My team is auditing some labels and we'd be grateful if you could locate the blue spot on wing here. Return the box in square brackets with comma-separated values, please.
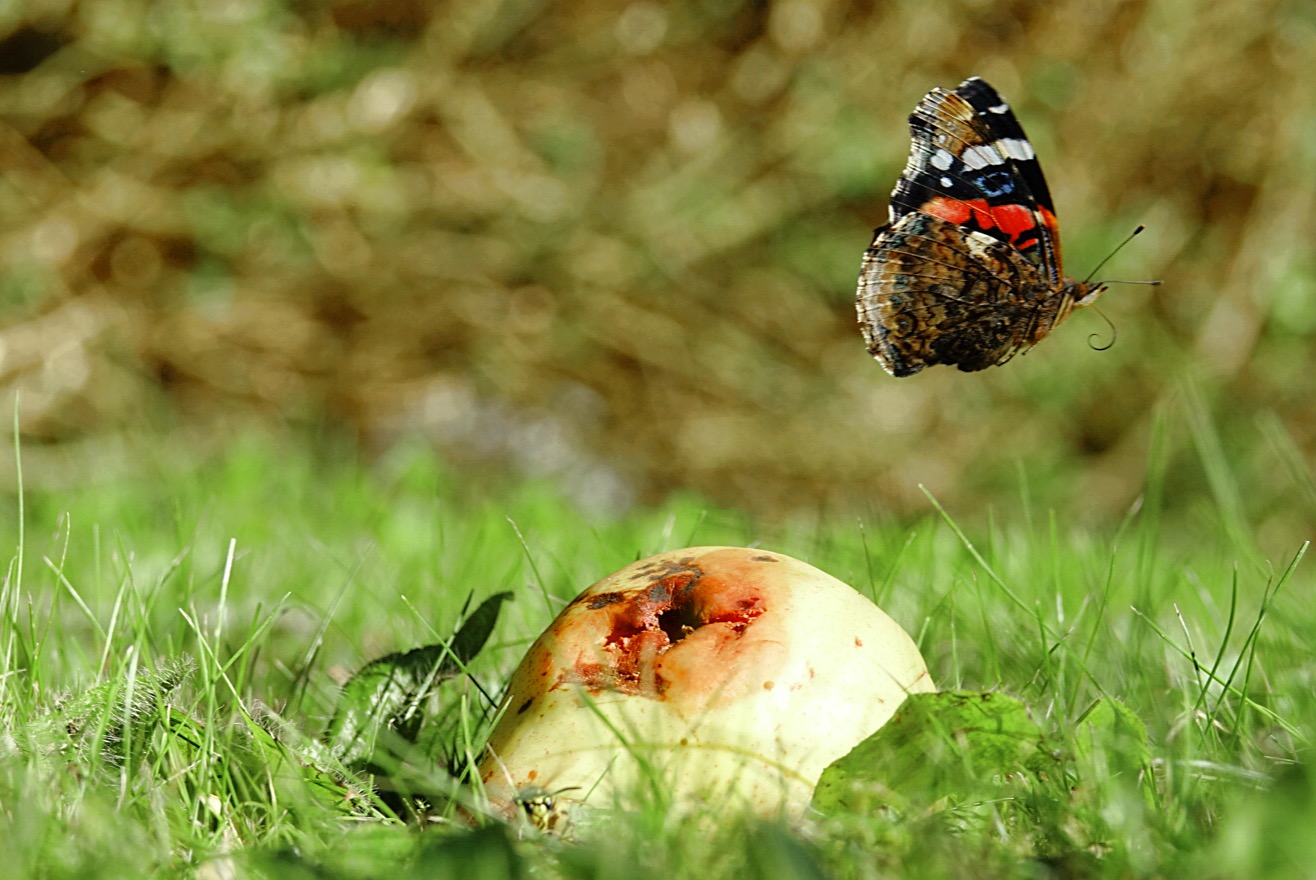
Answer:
[971, 169, 1016, 198]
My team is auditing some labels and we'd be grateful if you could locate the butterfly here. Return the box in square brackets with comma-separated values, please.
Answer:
[856, 77, 1106, 376]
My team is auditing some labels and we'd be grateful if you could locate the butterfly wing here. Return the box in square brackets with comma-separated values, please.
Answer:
[858, 212, 1060, 376]
[886, 77, 1064, 284]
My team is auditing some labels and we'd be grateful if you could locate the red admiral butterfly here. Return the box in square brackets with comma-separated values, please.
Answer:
[856, 77, 1105, 376]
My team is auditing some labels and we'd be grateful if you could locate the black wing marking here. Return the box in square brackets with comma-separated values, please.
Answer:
[953, 77, 1056, 216]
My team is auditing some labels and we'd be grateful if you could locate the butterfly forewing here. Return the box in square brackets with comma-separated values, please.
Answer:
[887, 78, 1063, 279]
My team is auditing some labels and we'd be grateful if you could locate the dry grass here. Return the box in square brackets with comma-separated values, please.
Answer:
[1, 0, 1313, 532]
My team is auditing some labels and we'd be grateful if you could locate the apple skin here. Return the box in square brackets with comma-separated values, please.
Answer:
[477, 547, 933, 823]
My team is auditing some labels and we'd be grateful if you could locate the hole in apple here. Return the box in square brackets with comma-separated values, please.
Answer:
[657, 594, 701, 645]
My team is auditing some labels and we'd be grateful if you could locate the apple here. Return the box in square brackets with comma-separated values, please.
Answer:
[477, 546, 933, 825]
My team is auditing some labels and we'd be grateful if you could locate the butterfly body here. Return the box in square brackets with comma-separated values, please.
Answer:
[856, 77, 1104, 376]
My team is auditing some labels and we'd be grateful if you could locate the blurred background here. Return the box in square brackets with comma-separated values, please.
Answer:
[1, 0, 1313, 546]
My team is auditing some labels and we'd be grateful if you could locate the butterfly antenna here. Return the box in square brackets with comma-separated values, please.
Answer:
[1087, 305, 1117, 351]
[1083, 225, 1163, 287]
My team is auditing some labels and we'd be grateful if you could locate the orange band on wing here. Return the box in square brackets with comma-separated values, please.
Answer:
[923, 196, 992, 229]
[922, 197, 1059, 256]
[988, 203, 1034, 238]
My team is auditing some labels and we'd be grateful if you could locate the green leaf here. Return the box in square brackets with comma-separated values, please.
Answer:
[811, 690, 1046, 816]
[1070, 696, 1155, 805]
[813, 691, 1157, 822]
[18, 659, 196, 772]
[325, 591, 513, 770]
[238, 709, 372, 818]
[1072, 696, 1151, 766]
[449, 590, 516, 669]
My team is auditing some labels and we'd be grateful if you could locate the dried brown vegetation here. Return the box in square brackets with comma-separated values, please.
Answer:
[1, 0, 1312, 530]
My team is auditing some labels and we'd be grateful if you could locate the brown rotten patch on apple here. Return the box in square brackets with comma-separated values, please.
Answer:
[525, 554, 783, 710]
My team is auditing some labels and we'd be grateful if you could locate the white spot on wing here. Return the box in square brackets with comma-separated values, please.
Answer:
[930, 148, 955, 170]
[999, 137, 1035, 160]
[940, 176, 953, 188]
[963, 229, 999, 260]
[961, 144, 1002, 170]
[989, 102, 1010, 114]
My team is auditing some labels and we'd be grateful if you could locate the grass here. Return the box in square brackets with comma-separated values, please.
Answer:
[1, 423, 1313, 879]
[4, 4, 1314, 875]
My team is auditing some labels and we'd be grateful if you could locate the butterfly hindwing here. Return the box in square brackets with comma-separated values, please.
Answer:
[858, 212, 1057, 376]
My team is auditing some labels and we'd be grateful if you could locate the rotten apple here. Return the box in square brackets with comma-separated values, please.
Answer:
[478, 546, 933, 824]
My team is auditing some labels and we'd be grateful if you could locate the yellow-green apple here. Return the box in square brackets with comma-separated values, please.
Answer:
[478, 546, 933, 824]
